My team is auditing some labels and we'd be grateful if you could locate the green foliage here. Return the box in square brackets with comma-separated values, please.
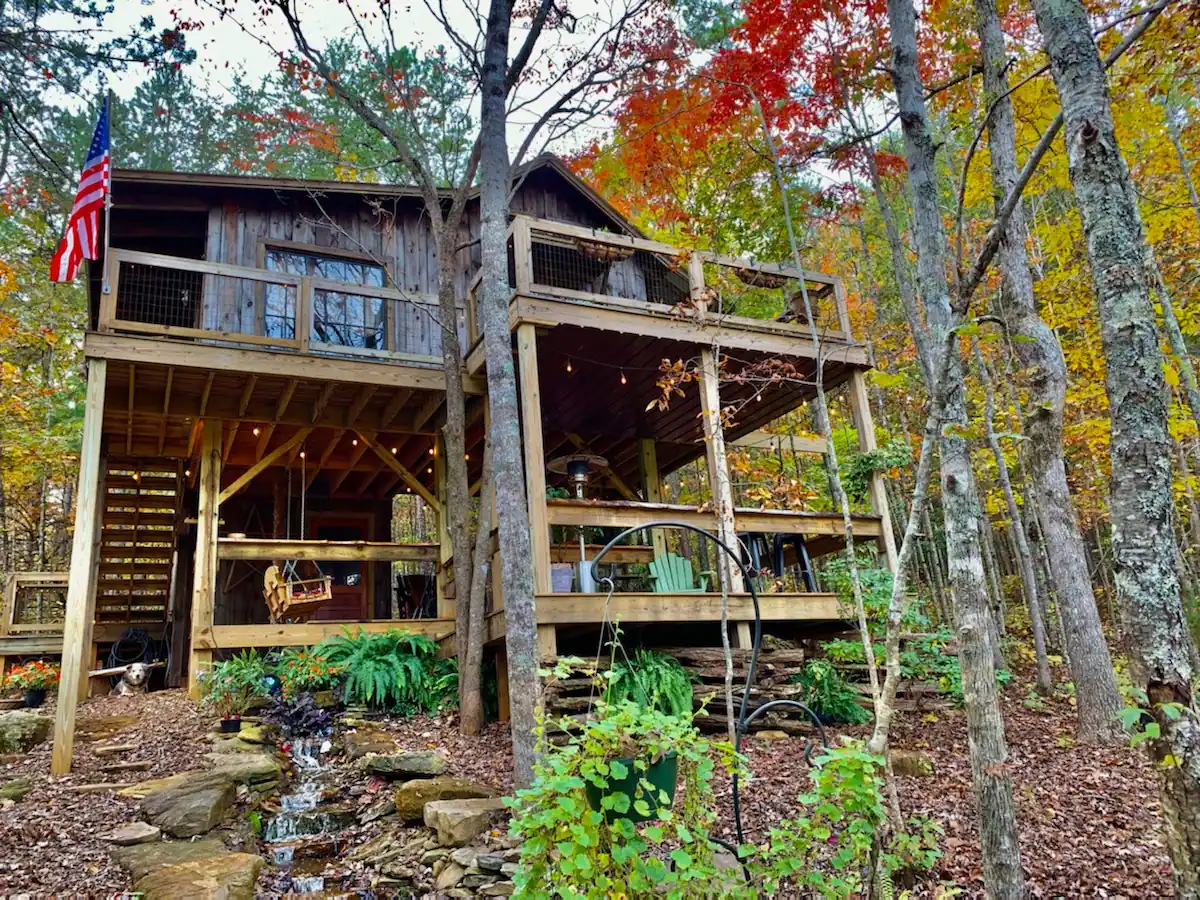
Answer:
[790, 661, 871, 725]
[313, 628, 453, 714]
[202, 651, 271, 719]
[507, 700, 748, 898]
[842, 440, 912, 505]
[747, 742, 941, 896]
[604, 649, 694, 718]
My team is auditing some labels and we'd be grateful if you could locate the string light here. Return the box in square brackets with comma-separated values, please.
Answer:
[184, 469, 191, 478]
[464, 453, 470, 461]
[756, 393, 763, 402]
[620, 369, 627, 385]
[252, 426, 260, 436]
[566, 358, 573, 373]
[352, 438, 358, 446]
[427, 466, 433, 474]
[391, 446, 398, 454]
[299, 450, 306, 459]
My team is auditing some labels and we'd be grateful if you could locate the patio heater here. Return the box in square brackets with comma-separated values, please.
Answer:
[547, 452, 608, 592]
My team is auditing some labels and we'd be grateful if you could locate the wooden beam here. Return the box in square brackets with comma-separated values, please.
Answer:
[255, 423, 276, 461]
[195, 619, 455, 649]
[51, 359, 106, 775]
[157, 367, 173, 455]
[237, 374, 258, 418]
[221, 421, 239, 463]
[732, 430, 827, 455]
[411, 393, 443, 432]
[307, 429, 344, 489]
[517, 323, 552, 593]
[311, 383, 336, 424]
[565, 433, 638, 501]
[86, 332, 487, 396]
[218, 427, 313, 506]
[544, 498, 883, 537]
[199, 371, 214, 417]
[217, 539, 438, 562]
[346, 385, 376, 428]
[188, 419, 221, 699]
[534, 592, 844, 624]
[125, 364, 135, 455]
[379, 389, 413, 430]
[355, 430, 440, 510]
[327, 433, 369, 493]
[275, 379, 298, 420]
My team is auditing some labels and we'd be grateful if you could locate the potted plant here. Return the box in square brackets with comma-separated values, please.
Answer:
[507, 660, 745, 896]
[6, 661, 60, 708]
[202, 651, 271, 732]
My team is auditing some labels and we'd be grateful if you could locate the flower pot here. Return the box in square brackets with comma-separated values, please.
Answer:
[585, 751, 678, 823]
[550, 564, 574, 593]
[23, 689, 47, 709]
[219, 717, 243, 734]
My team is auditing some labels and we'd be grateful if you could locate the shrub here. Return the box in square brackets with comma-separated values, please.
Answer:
[203, 650, 272, 719]
[791, 660, 871, 725]
[263, 692, 333, 737]
[604, 649, 694, 718]
[749, 741, 941, 895]
[314, 628, 453, 714]
[507, 700, 748, 898]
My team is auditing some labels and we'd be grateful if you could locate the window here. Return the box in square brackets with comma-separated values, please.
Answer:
[264, 246, 388, 349]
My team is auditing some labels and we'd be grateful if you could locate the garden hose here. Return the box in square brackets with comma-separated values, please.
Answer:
[589, 521, 831, 854]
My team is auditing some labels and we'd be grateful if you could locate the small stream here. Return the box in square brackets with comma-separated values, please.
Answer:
[265, 736, 354, 894]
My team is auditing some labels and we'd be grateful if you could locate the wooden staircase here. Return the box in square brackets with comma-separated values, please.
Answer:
[97, 460, 184, 626]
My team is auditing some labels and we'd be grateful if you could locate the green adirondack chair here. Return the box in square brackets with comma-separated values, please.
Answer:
[649, 552, 712, 593]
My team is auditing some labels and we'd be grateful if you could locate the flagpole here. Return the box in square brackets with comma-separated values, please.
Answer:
[101, 90, 113, 295]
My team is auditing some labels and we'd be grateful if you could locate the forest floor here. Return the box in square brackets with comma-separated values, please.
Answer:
[0, 667, 1172, 897]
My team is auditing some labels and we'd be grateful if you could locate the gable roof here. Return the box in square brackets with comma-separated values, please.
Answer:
[111, 154, 641, 237]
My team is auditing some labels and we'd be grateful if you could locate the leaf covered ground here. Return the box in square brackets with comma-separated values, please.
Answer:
[0, 671, 1171, 896]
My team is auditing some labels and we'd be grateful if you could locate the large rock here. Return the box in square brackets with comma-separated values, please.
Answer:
[435, 860, 467, 890]
[343, 729, 397, 760]
[141, 772, 236, 838]
[119, 770, 207, 800]
[134, 852, 263, 900]
[889, 748, 934, 778]
[204, 752, 282, 785]
[112, 837, 229, 881]
[395, 776, 496, 821]
[102, 821, 161, 846]
[424, 798, 508, 847]
[0, 711, 51, 753]
[0, 777, 32, 801]
[361, 750, 448, 779]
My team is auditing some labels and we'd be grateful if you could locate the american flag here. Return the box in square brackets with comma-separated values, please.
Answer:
[50, 98, 111, 283]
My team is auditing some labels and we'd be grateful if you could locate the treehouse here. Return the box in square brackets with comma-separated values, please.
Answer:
[42, 155, 896, 772]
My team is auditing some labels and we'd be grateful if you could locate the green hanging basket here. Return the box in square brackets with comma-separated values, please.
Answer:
[585, 751, 679, 823]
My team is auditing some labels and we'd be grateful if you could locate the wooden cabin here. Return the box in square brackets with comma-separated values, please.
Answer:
[43, 156, 896, 772]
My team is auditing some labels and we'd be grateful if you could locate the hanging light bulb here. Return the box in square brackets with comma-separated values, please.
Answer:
[252, 426, 260, 436]
[464, 453, 470, 461]
[566, 358, 573, 373]
[184, 469, 191, 478]
[352, 438, 358, 446]
[427, 466, 433, 474]
[299, 450, 306, 459]
[756, 393, 763, 402]
[620, 369, 627, 385]
[391, 446, 398, 454]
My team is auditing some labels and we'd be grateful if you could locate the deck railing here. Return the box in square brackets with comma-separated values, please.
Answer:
[99, 249, 461, 365]
[472, 215, 853, 345]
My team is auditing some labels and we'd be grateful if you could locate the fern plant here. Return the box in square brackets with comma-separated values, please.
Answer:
[314, 628, 449, 714]
[790, 660, 871, 725]
[604, 648, 694, 718]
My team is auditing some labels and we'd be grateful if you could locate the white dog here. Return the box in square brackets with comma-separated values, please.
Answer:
[111, 662, 153, 696]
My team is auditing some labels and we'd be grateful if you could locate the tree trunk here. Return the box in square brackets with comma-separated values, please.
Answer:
[1032, 0, 1200, 888]
[886, 0, 1025, 893]
[461, 447, 494, 734]
[479, 0, 540, 787]
[974, 0, 1123, 740]
[975, 342, 1052, 688]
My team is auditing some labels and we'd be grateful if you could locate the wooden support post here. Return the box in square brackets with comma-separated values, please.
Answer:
[512, 216, 534, 293]
[849, 369, 899, 572]
[51, 359, 107, 776]
[537, 624, 557, 663]
[77, 460, 107, 701]
[637, 438, 669, 560]
[188, 420, 222, 699]
[517, 323, 552, 594]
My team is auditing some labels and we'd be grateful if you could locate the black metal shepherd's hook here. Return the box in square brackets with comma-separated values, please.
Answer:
[589, 521, 831, 852]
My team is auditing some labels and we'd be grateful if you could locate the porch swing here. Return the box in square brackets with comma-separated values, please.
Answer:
[263, 450, 333, 623]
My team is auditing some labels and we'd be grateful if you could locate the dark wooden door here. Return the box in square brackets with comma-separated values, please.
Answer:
[309, 518, 369, 621]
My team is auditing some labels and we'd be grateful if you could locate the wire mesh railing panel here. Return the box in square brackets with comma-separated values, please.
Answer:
[528, 230, 689, 307]
[116, 261, 204, 329]
[701, 261, 842, 334]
